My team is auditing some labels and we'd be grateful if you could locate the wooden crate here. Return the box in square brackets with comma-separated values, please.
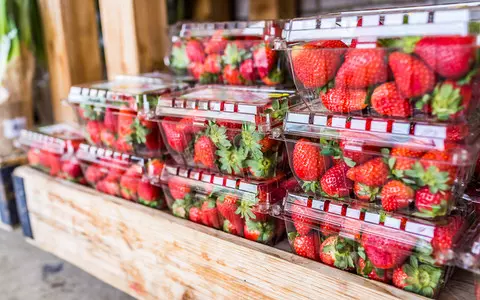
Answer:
[13, 166, 473, 300]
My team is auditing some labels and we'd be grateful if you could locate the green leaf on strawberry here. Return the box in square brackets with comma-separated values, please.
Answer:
[430, 82, 463, 121]
[206, 121, 231, 149]
[247, 156, 274, 179]
[80, 104, 104, 121]
[124, 118, 150, 146]
[241, 123, 263, 159]
[222, 43, 246, 68]
[401, 256, 442, 298]
[302, 181, 320, 194]
[404, 162, 450, 193]
[216, 146, 247, 175]
[170, 44, 190, 71]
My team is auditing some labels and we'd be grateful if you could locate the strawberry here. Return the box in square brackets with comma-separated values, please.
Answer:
[414, 187, 451, 218]
[216, 146, 247, 175]
[259, 137, 277, 153]
[100, 128, 116, 148]
[247, 156, 275, 180]
[120, 174, 139, 201]
[292, 139, 329, 192]
[319, 213, 343, 237]
[244, 219, 274, 243]
[223, 219, 238, 235]
[86, 121, 103, 145]
[115, 137, 133, 153]
[354, 182, 379, 202]
[413, 36, 475, 80]
[289, 232, 316, 260]
[200, 198, 221, 229]
[61, 160, 83, 182]
[391, 256, 443, 298]
[189, 61, 205, 80]
[193, 135, 217, 169]
[223, 65, 243, 85]
[104, 108, 118, 132]
[97, 180, 120, 196]
[336, 48, 388, 88]
[388, 51, 435, 98]
[27, 148, 41, 166]
[239, 59, 255, 83]
[321, 87, 367, 113]
[371, 82, 412, 117]
[161, 117, 191, 152]
[431, 216, 464, 261]
[204, 30, 227, 54]
[216, 194, 244, 236]
[346, 157, 389, 187]
[117, 109, 135, 137]
[171, 196, 192, 219]
[419, 150, 456, 184]
[137, 181, 162, 208]
[320, 162, 353, 197]
[146, 159, 164, 178]
[188, 205, 202, 224]
[357, 257, 392, 283]
[261, 69, 283, 86]
[380, 180, 414, 211]
[292, 40, 347, 88]
[291, 200, 313, 235]
[426, 80, 472, 121]
[85, 164, 105, 184]
[319, 235, 356, 270]
[47, 153, 62, 176]
[391, 147, 424, 171]
[186, 39, 205, 63]
[203, 53, 222, 74]
[216, 120, 241, 142]
[167, 177, 191, 200]
[360, 226, 415, 269]
[253, 43, 276, 78]
[446, 123, 468, 141]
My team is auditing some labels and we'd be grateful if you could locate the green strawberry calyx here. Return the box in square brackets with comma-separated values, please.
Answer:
[413, 199, 448, 218]
[356, 182, 379, 202]
[322, 237, 357, 270]
[235, 195, 257, 221]
[139, 198, 159, 208]
[241, 123, 263, 159]
[170, 44, 190, 71]
[404, 162, 450, 194]
[245, 218, 274, 242]
[125, 118, 150, 146]
[80, 103, 104, 121]
[222, 43, 246, 68]
[430, 82, 463, 121]
[246, 156, 274, 179]
[265, 98, 289, 121]
[402, 256, 442, 298]
[397, 36, 422, 54]
[206, 121, 231, 149]
[216, 146, 247, 175]
[302, 180, 320, 194]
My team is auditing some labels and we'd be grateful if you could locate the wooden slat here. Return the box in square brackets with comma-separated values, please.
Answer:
[38, 0, 103, 123]
[98, 0, 168, 79]
[249, 0, 296, 20]
[192, 0, 232, 21]
[14, 166, 469, 300]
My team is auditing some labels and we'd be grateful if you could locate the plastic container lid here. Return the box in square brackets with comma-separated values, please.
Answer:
[152, 85, 298, 132]
[284, 191, 472, 266]
[76, 143, 145, 172]
[16, 124, 84, 155]
[278, 3, 480, 45]
[171, 20, 282, 39]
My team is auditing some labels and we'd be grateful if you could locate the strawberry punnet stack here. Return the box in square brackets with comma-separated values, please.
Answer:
[277, 4, 480, 298]
[66, 75, 188, 209]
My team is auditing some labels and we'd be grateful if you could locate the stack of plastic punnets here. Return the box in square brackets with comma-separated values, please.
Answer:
[273, 3, 480, 298]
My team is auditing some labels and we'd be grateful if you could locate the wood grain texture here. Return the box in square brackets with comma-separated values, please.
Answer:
[38, 0, 103, 123]
[99, 0, 168, 79]
[249, 0, 296, 20]
[192, 0, 232, 21]
[15, 166, 474, 300]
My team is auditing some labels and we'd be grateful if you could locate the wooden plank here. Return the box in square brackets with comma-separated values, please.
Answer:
[193, 0, 232, 21]
[38, 0, 103, 123]
[249, 0, 296, 20]
[98, 0, 168, 79]
[14, 166, 466, 300]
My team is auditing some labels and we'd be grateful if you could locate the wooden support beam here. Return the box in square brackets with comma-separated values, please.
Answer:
[14, 166, 473, 300]
[193, 0, 232, 21]
[98, 0, 169, 79]
[249, 0, 296, 20]
[38, 0, 103, 123]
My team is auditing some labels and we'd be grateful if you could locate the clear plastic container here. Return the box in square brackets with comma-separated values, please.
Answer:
[76, 143, 166, 209]
[276, 4, 480, 124]
[150, 85, 298, 179]
[15, 124, 85, 183]
[159, 162, 289, 244]
[277, 107, 480, 219]
[284, 191, 470, 298]
[166, 20, 290, 86]
[67, 76, 188, 157]
[455, 218, 480, 300]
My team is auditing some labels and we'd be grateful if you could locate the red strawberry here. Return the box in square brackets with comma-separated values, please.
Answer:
[47, 153, 62, 176]
[420, 150, 456, 184]
[371, 82, 412, 117]
[146, 159, 164, 178]
[293, 139, 331, 192]
[292, 40, 348, 88]
[176, 117, 202, 135]
[380, 180, 414, 211]
[335, 48, 388, 88]
[338, 140, 371, 166]
[319, 213, 343, 237]
[161, 117, 191, 152]
[27, 148, 41, 166]
[140, 118, 162, 151]
[120, 174, 139, 201]
[85, 164, 105, 184]
[216, 120, 241, 142]
[392, 267, 409, 289]
[291, 200, 313, 235]
[137, 181, 161, 207]
[431, 216, 464, 261]
[357, 257, 392, 283]
[204, 30, 227, 54]
[414, 187, 451, 218]
[320, 162, 353, 197]
[261, 70, 283, 86]
[253, 43, 276, 78]
[353, 182, 379, 202]
[104, 108, 118, 132]
[361, 226, 416, 269]
[189, 205, 202, 223]
[389, 51, 435, 98]
[346, 157, 389, 187]
[446, 124, 468, 141]
[200, 198, 221, 229]
[319, 235, 356, 270]
[239, 59, 255, 83]
[289, 232, 316, 260]
[115, 137, 133, 153]
[203, 54, 221, 74]
[86, 121, 103, 145]
[186, 39, 205, 63]
[117, 109, 135, 137]
[414, 36, 475, 80]
[223, 219, 238, 235]
[97, 180, 120, 196]
[193, 135, 217, 169]
[223, 65, 243, 85]
[216, 194, 244, 236]
[321, 87, 367, 113]
[167, 177, 191, 200]
[61, 160, 83, 181]
[391, 147, 424, 171]
[189, 61, 205, 80]
[100, 129, 116, 148]
[244, 219, 274, 243]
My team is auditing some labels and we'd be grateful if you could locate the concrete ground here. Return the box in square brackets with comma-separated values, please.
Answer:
[0, 228, 133, 300]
